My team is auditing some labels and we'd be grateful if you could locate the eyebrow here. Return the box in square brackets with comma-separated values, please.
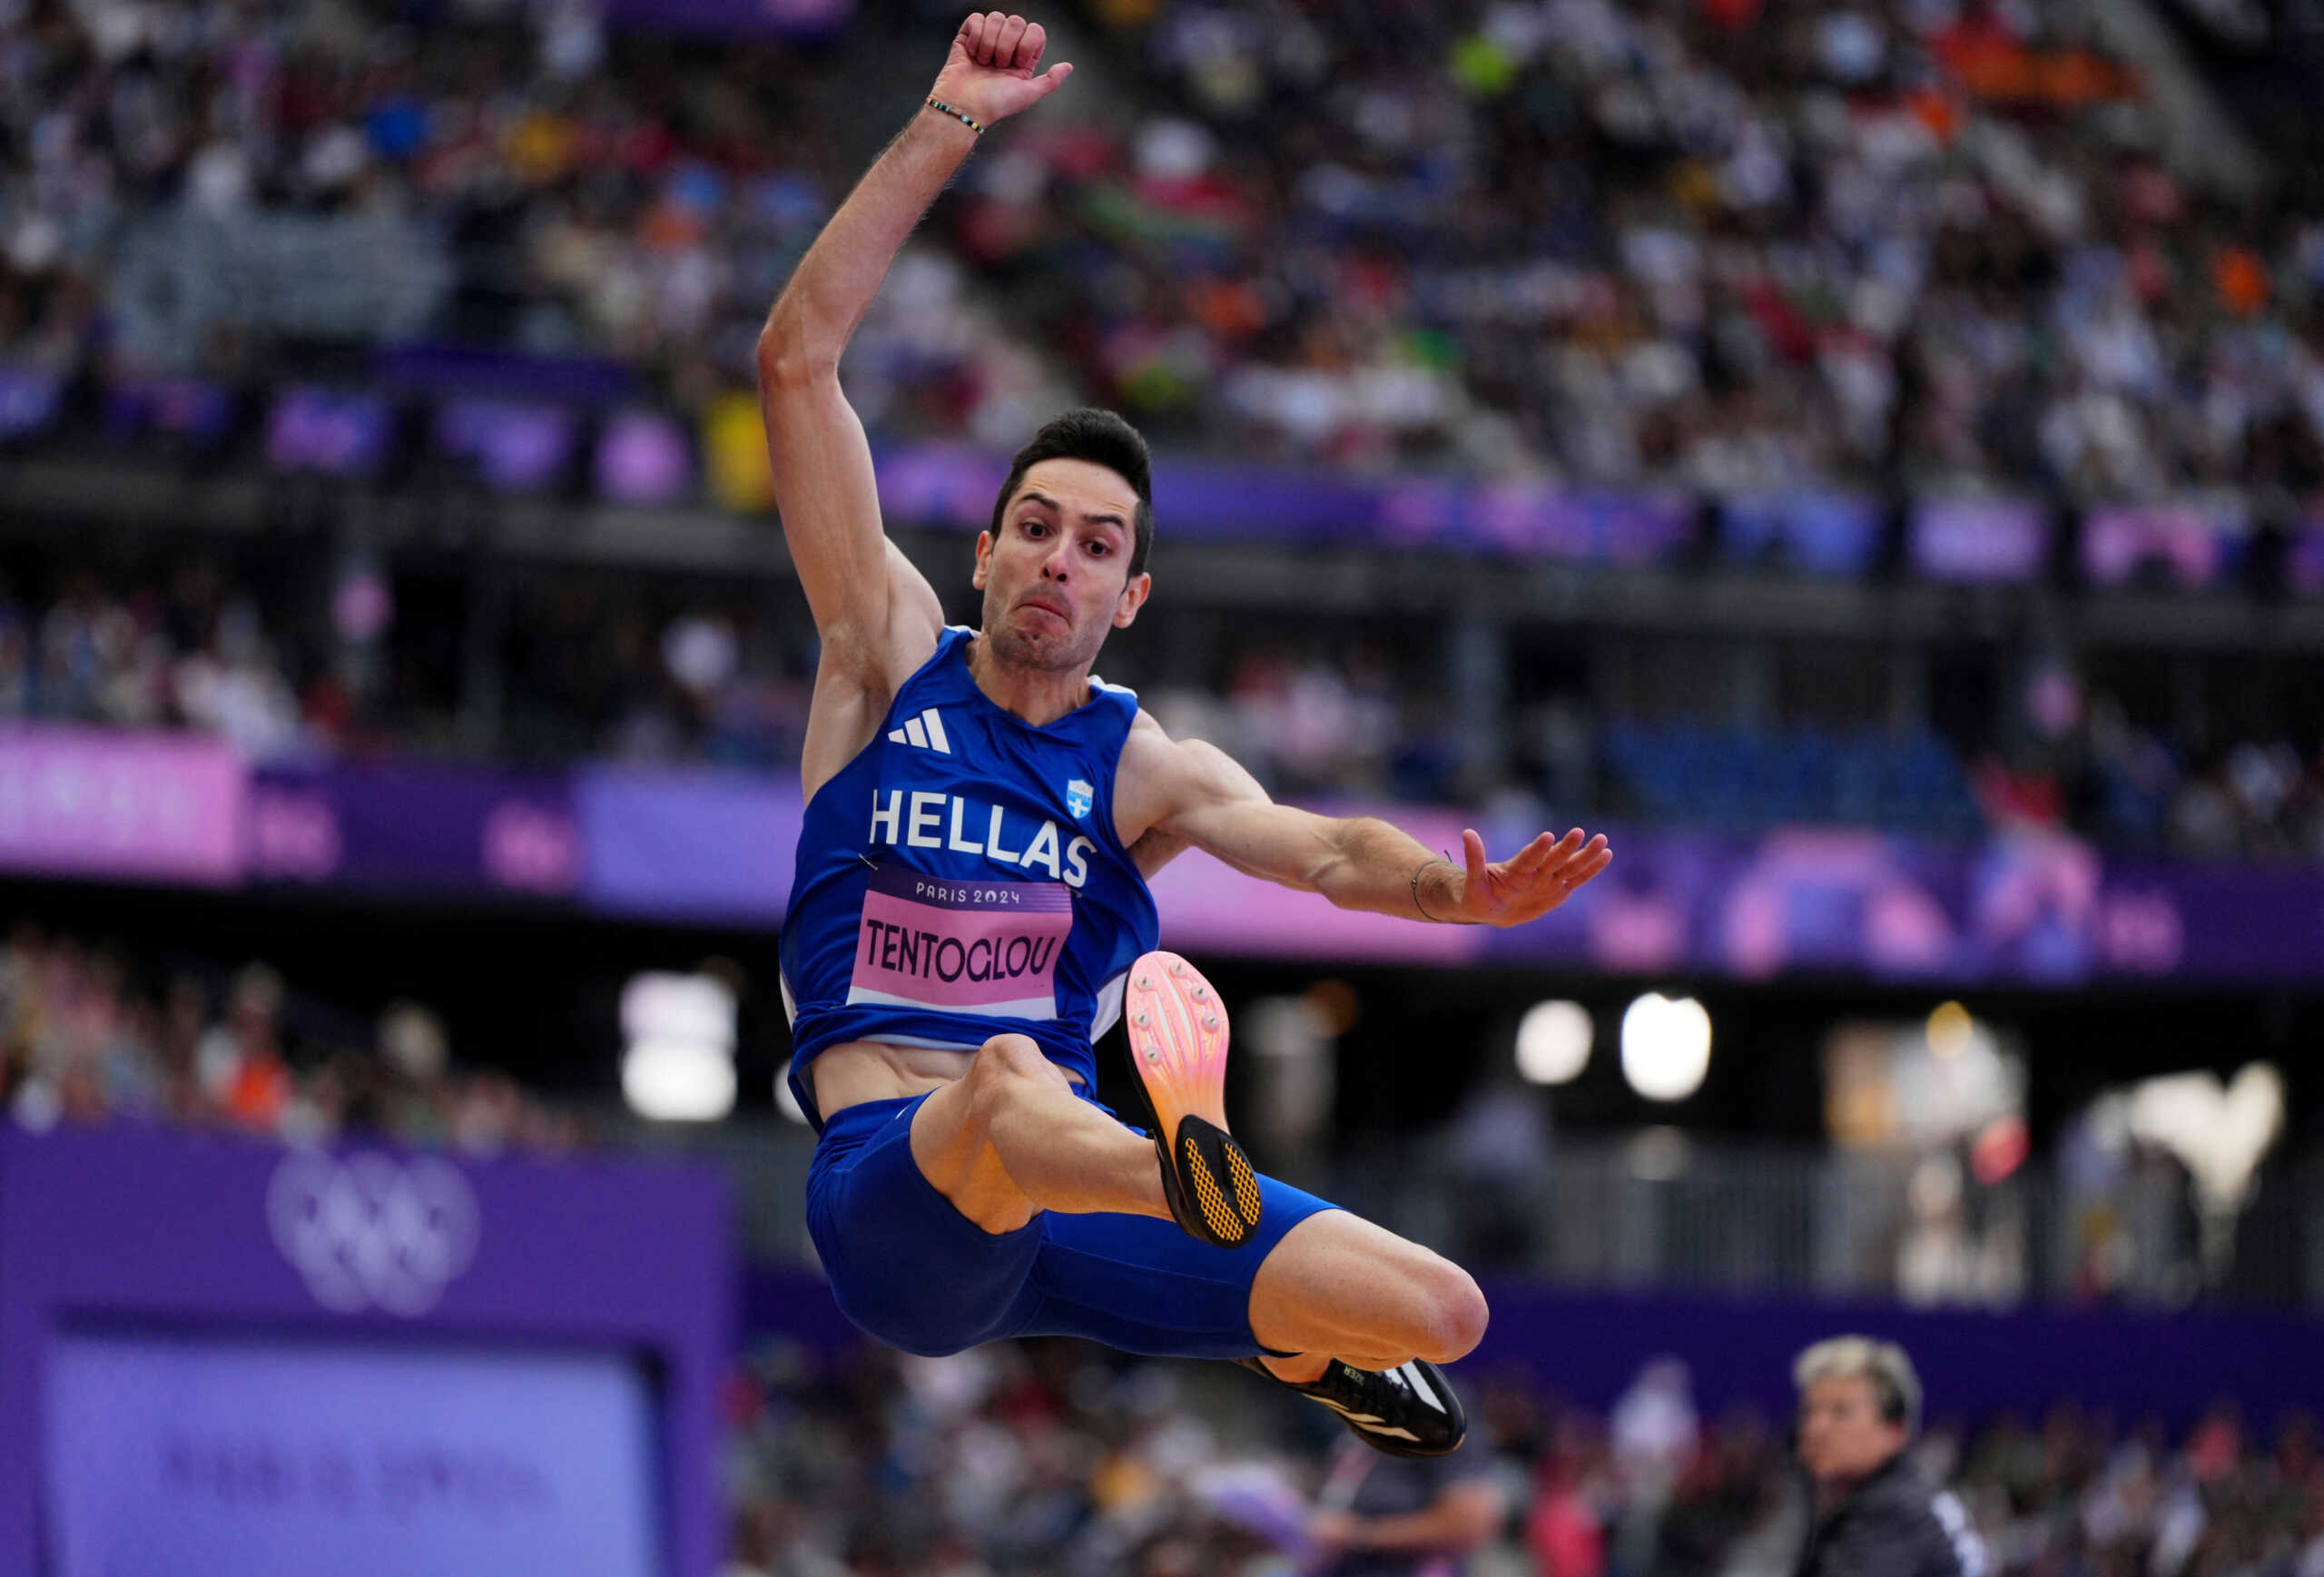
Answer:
[1017, 490, 1130, 533]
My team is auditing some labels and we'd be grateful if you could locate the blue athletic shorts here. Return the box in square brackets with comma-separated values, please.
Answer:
[805, 1092, 1341, 1359]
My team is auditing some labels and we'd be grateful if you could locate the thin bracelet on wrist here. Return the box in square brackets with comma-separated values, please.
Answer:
[1411, 855, 1453, 922]
[924, 95, 984, 133]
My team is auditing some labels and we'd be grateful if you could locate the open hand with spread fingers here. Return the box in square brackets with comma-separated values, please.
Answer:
[930, 12, 1073, 128]
[1436, 827, 1612, 927]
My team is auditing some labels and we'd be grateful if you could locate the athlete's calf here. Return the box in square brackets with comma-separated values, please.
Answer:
[1247, 1207, 1490, 1372]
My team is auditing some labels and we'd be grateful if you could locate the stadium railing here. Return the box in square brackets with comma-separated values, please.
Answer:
[617, 1115, 2324, 1313]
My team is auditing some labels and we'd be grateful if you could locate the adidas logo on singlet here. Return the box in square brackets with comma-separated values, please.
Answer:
[885, 708, 951, 754]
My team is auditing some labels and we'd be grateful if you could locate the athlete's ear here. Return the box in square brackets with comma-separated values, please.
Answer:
[1111, 571, 1151, 629]
[972, 530, 993, 590]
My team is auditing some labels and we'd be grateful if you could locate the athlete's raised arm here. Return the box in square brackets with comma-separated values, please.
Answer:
[756, 15, 1072, 788]
[1115, 716, 1612, 925]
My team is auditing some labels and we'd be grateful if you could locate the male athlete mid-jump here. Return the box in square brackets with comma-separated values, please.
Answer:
[761, 12, 1612, 1455]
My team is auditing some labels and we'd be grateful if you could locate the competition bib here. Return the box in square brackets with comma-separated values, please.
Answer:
[845, 866, 1071, 1020]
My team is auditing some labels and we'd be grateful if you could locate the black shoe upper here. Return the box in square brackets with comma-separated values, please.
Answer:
[1155, 1116, 1264, 1250]
[1238, 1355, 1468, 1458]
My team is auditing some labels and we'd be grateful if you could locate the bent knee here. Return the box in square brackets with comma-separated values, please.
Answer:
[966, 1034, 1068, 1107]
[975, 1033, 1058, 1079]
[1253, 1212, 1491, 1365]
[1410, 1257, 1489, 1362]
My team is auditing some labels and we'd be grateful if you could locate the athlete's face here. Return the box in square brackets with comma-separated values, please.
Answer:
[1797, 1375, 1907, 1487]
[974, 458, 1150, 673]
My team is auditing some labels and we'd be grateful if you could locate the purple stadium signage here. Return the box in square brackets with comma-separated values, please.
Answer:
[742, 1266, 2324, 1435]
[0, 1123, 731, 1577]
[1723, 491, 1884, 578]
[569, 774, 2324, 986]
[872, 443, 1698, 560]
[1472, 823, 2324, 986]
[1, 724, 2319, 987]
[2081, 498, 2247, 589]
[575, 764, 805, 922]
[1152, 817, 2324, 987]
[1909, 497, 2051, 584]
[600, 0, 854, 38]
[2291, 509, 2324, 596]
[0, 724, 243, 884]
[49, 1336, 666, 1576]
[250, 760, 579, 897]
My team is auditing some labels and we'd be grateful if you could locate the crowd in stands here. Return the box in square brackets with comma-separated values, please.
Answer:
[724, 1334, 2324, 1577]
[496, 574, 819, 766]
[0, 921, 574, 1152]
[963, 0, 2324, 499]
[9, 553, 2324, 857]
[1, 0, 2322, 861]
[0, 560, 308, 755]
[0, 0, 2319, 506]
[0, 0, 1043, 448]
[0, 557, 819, 765]
[1966, 657, 2324, 860]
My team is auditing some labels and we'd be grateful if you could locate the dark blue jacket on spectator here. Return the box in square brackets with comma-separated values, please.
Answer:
[1794, 1454, 1987, 1577]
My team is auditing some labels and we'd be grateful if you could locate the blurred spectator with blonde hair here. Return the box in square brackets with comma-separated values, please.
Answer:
[1793, 1336, 1985, 1577]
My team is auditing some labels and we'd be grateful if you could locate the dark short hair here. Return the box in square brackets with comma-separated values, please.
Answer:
[989, 408, 1155, 577]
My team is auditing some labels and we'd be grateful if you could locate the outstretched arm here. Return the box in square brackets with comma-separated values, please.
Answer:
[1121, 722, 1611, 925]
[757, 11, 1068, 402]
[756, 14, 1071, 790]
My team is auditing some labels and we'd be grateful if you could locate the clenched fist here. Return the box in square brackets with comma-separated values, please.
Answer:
[929, 12, 1073, 128]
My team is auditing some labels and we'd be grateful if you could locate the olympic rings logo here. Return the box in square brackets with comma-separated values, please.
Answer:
[266, 1151, 481, 1316]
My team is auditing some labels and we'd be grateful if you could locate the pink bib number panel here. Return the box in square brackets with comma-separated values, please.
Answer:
[846, 866, 1074, 1020]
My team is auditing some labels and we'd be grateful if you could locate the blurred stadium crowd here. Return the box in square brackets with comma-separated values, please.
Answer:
[0, 0, 2319, 1573]
[1000, 0, 2313, 495]
[9, 554, 2324, 857]
[722, 1336, 2324, 1577]
[0, 0, 2319, 861]
[0, 0, 2319, 496]
[0, 556, 823, 763]
[0, 920, 573, 1150]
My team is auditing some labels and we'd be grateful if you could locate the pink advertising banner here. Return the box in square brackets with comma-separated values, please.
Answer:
[4, 730, 2319, 989]
[0, 725, 244, 886]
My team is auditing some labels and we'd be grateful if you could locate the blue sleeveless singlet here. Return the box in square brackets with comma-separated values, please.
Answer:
[779, 627, 1160, 1130]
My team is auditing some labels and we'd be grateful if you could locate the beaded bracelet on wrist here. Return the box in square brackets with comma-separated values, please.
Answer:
[924, 95, 984, 133]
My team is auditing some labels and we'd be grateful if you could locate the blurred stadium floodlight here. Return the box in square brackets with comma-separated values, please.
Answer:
[2126, 1063, 2284, 1215]
[1514, 999, 1594, 1085]
[1620, 993, 1712, 1102]
[1925, 1000, 1974, 1058]
[2124, 1062, 2286, 1289]
[619, 972, 737, 1121]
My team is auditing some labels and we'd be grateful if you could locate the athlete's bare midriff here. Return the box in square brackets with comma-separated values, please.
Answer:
[811, 1037, 1084, 1120]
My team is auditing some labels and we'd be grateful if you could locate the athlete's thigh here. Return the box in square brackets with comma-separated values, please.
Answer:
[1004, 1173, 1341, 1360]
[807, 1094, 1042, 1355]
